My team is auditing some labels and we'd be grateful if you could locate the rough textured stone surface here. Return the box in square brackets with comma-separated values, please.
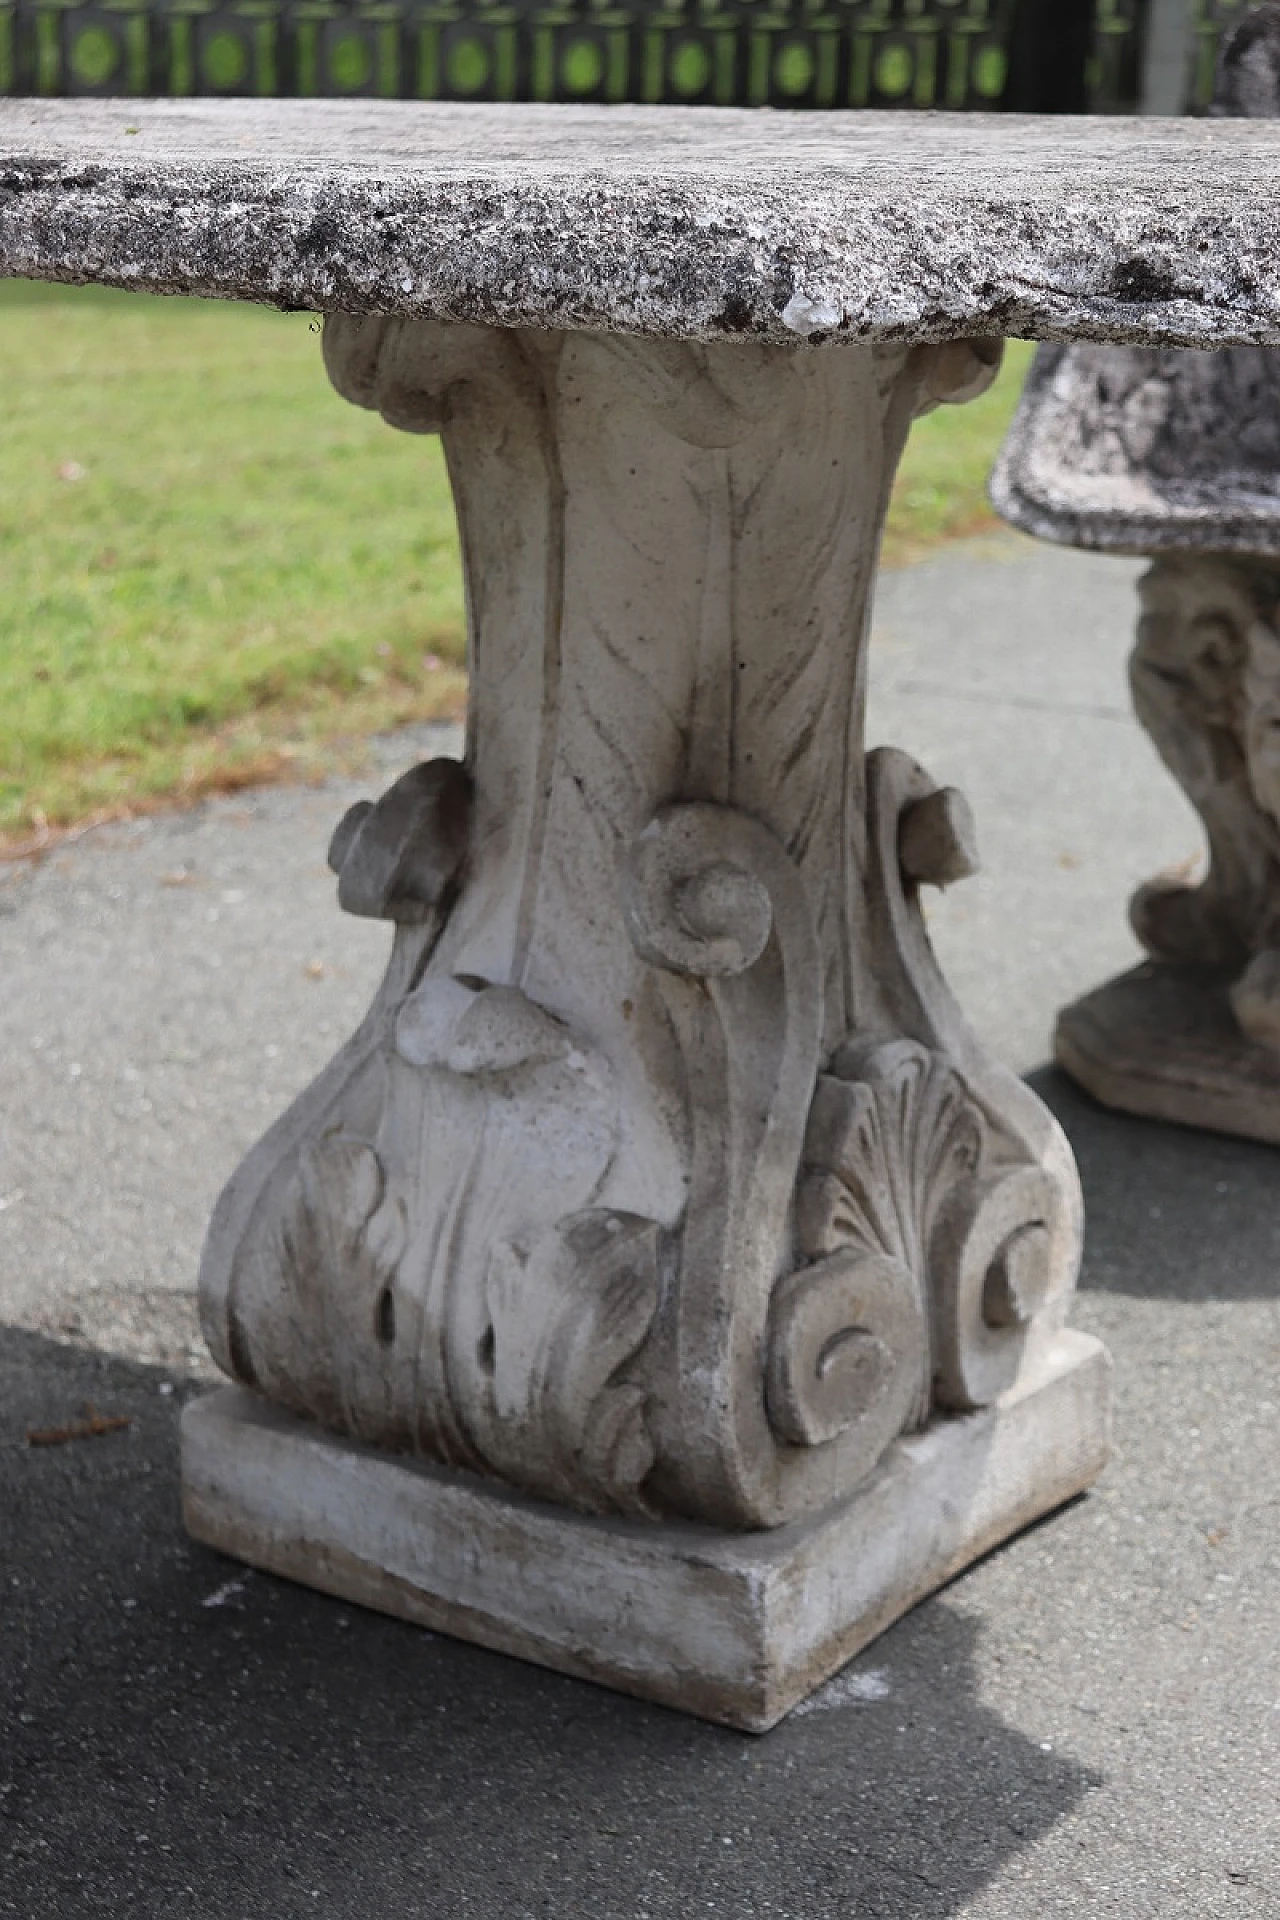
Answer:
[5, 100, 1280, 347]
[1214, 0, 1280, 117]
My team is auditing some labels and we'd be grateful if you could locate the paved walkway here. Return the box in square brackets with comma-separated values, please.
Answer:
[2, 534, 1277, 1917]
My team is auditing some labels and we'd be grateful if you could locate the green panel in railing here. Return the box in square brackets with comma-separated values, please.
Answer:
[0, 0, 1046, 106]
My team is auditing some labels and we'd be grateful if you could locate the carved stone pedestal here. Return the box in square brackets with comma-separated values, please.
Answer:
[1055, 555, 1280, 1144]
[185, 315, 1108, 1724]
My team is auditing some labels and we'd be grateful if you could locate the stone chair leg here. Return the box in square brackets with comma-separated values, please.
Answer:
[1057, 553, 1280, 1143]
[181, 319, 1110, 1731]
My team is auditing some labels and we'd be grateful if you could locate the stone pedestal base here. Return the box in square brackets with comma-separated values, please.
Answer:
[181, 1331, 1109, 1733]
[1056, 962, 1280, 1145]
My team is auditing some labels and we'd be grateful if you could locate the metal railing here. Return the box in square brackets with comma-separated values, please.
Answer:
[0, 0, 1250, 110]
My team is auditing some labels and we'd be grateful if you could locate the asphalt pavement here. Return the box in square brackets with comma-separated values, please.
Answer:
[2, 532, 1277, 1919]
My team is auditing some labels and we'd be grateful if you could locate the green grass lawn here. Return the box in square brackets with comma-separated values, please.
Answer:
[0, 279, 1032, 846]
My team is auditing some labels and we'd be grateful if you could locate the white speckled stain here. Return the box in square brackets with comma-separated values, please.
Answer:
[790, 1665, 893, 1716]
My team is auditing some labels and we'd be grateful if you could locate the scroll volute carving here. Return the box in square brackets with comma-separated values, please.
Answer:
[620, 800, 826, 1525]
[1128, 554, 1280, 1049]
[199, 754, 475, 1393]
[328, 759, 471, 924]
[845, 749, 1080, 1416]
[910, 339, 1004, 418]
[323, 313, 528, 435]
[208, 762, 665, 1517]
[618, 749, 1075, 1530]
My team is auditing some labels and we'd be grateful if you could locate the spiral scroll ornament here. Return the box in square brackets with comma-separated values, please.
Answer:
[770, 1035, 1064, 1459]
[766, 1248, 925, 1457]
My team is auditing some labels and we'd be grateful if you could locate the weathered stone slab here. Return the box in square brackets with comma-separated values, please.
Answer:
[182, 1330, 1110, 1732]
[4, 100, 1280, 348]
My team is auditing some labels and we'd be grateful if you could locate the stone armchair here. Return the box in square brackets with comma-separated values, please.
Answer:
[992, 2, 1280, 1142]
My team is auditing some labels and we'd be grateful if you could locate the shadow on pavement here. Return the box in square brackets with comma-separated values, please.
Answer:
[1, 1326, 1097, 1920]
[1029, 1066, 1280, 1303]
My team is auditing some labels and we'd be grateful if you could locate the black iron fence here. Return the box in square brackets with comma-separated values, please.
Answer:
[0, 0, 1256, 111]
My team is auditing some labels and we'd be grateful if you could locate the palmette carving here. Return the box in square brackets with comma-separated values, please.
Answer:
[199, 317, 1081, 1531]
[790, 1037, 1055, 1434]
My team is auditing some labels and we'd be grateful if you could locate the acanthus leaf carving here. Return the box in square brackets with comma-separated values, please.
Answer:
[480, 1209, 664, 1518]
[270, 1134, 408, 1443]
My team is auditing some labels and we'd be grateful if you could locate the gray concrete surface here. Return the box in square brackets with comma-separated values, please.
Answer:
[2, 532, 1278, 1918]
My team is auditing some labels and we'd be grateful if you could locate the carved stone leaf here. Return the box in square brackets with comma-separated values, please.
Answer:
[273, 1135, 407, 1441]
[376, 977, 623, 1476]
[480, 1210, 663, 1517]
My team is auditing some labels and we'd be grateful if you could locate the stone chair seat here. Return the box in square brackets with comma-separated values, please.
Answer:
[993, 342, 1280, 557]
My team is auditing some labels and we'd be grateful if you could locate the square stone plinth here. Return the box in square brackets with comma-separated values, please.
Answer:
[1057, 963, 1280, 1146]
[181, 1331, 1109, 1732]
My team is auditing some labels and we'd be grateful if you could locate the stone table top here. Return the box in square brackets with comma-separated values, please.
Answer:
[2, 99, 1280, 347]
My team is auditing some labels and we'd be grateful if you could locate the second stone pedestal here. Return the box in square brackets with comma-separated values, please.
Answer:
[1052, 554, 1280, 1144]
